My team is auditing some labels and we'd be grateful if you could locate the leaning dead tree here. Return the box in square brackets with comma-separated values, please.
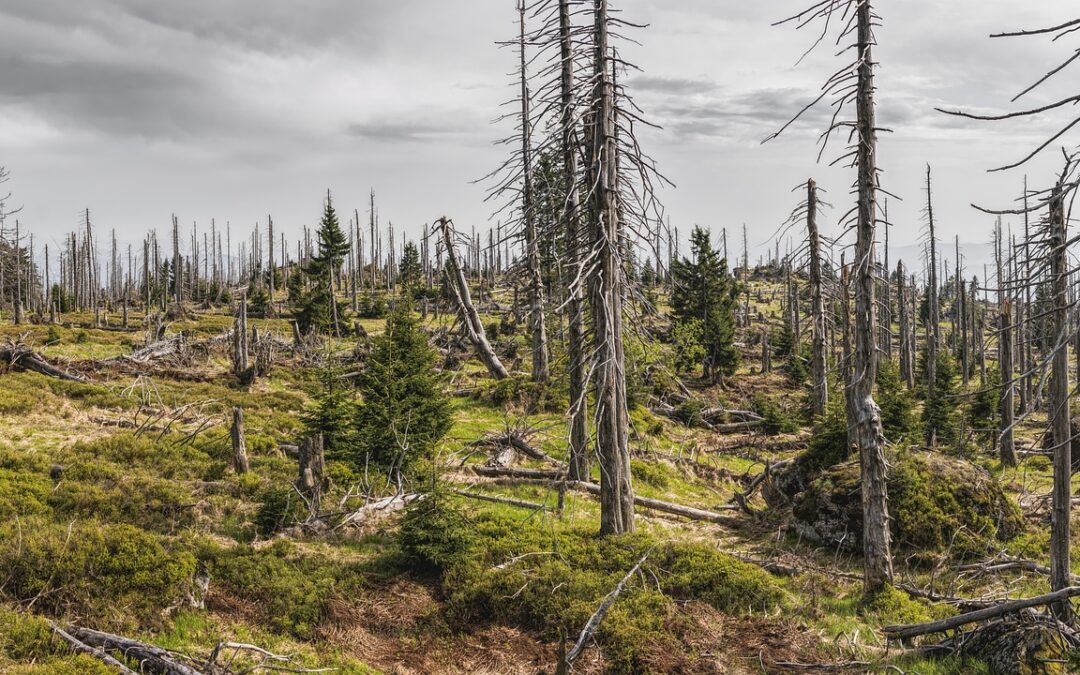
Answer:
[481, 0, 550, 384]
[436, 217, 510, 380]
[769, 0, 893, 593]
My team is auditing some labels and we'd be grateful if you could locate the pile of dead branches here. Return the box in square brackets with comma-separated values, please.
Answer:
[0, 339, 85, 382]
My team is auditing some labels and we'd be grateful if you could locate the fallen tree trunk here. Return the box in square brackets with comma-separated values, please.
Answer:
[468, 433, 563, 466]
[472, 472, 740, 525]
[450, 488, 546, 511]
[473, 466, 564, 480]
[883, 586, 1080, 641]
[50, 623, 137, 674]
[64, 625, 203, 675]
[0, 345, 86, 382]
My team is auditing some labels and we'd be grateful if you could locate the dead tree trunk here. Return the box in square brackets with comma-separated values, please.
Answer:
[560, 0, 590, 481]
[897, 262, 915, 389]
[807, 179, 828, 418]
[588, 0, 634, 536]
[761, 328, 772, 374]
[517, 1, 550, 384]
[437, 217, 510, 380]
[231, 407, 250, 474]
[925, 165, 940, 447]
[232, 290, 249, 377]
[297, 434, 327, 515]
[999, 299, 1017, 466]
[848, 0, 893, 593]
[1048, 184, 1073, 623]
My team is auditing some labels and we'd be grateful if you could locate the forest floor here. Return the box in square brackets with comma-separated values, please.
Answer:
[0, 279, 1076, 674]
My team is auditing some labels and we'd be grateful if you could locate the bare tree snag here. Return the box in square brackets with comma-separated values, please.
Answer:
[297, 434, 327, 514]
[999, 302, 1017, 467]
[232, 289, 249, 377]
[807, 179, 828, 418]
[850, 0, 893, 593]
[560, 0, 590, 482]
[436, 217, 510, 380]
[516, 0, 550, 384]
[588, 0, 634, 536]
[1048, 184, 1073, 623]
[231, 407, 250, 474]
[897, 262, 915, 389]
[925, 165, 940, 447]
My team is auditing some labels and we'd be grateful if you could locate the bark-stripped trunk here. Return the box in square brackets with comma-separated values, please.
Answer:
[848, 0, 892, 593]
[807, 180, 828, 418]
[589, 0, 634, 536]
[999, 298, 1017, 466]
[231, 407, 250, 474]
[897, 262, 915, 389]
[560, 0, 590, 481]
[925, 166, 940, 447]
[233, 290, 249, 376]
[518, 2, 550, 384]
[438, 218, 510, 380]
[761, 328, 772, 374]
[1048, 185, 1073, 622]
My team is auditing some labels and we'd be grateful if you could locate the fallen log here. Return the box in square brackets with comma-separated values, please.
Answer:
[883, 586, 1080, 641]
[958, 556, 1080, 584]
[472, 473, 740, 525]
[50, 623, 137, 674]
[0, 344, 86, 382]
[468, 433, 563, 466]
[560, 546, 657, 672]
[472, 466, 565, 480]
[64, 625, 203, 675]
[450, 488, 546, 511]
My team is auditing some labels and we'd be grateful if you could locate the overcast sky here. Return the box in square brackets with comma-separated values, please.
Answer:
[1, 0, 1074, 273]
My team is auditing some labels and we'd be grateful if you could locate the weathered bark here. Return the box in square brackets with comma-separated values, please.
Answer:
[925, 166, 940, 448]
[517, 2, 550, 384]
[560, 0, 590, 482]
[897, 262, 915, 389]
[65, 625, 203, 675]
[848, 0, 893, 593]
[297, 434, 327, 514]
[437, 217, 510, 380]
[231, 406, 250, 474]
[232, 290, 249, 377]
[1048, 185, 1073, 623]
[761, 328, 772, 373]
[882, 586, 1080, 641]
[588, 0, 634, 536]
[998, 300, 1017, 466]
[807, 179, 828, 418]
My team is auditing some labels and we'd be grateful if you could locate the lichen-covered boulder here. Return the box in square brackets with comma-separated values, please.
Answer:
[791, 451, 1024, 558]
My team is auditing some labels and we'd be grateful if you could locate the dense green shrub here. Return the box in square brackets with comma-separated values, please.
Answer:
[398, 492, 475, 575]
[0, 519, 196, 626]
[753, 393, 798, 435]
[630, 460, 671, 489]
[200, 540, 365, 639]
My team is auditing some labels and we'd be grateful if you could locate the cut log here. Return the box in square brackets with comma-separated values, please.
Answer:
[450, 488, 546, 511]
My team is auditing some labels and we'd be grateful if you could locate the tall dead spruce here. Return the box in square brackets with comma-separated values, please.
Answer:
[769, 0, 893, 592]
[941, 15, 1080, 623]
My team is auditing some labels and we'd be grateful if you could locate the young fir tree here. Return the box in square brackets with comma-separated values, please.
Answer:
[920, 349, 961, 448]
[671, 226, 740, 384]
[291, 192, 351, 335]
[399, 241, 423, 292]
[353, 301, 451, 478]
[302, 366, 357, 461]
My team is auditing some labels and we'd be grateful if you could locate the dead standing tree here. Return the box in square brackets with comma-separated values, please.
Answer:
[769, 0, 893, 593]
[482, 0, 550, 384]
[940, 15, 1080, 623]
[436, 217, 510, 380]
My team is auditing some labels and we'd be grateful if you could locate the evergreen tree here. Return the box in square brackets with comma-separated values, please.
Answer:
[399, 241, 423, 292]
[302, 366, 357, 460]
[671, 226, 740, 384]
[920, 349, 961, 448]
[876, 359, 916, 442]
[292, 191, 351, 335]
[353, 302, 451, 478]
